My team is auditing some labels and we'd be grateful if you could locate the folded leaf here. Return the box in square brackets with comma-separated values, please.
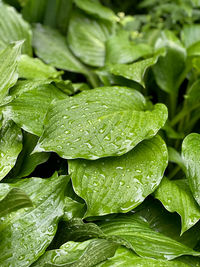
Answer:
[33, 24, 88, 75]
[62, 197, 86, 221]
[0, 173, 69, 267]
[182, 133, 200, 205]
[0, 118, 22, 181]
[32, 239, 118, 267]
[34, 86, 168, 159]
[0, 42, 22, 104]
[69, 135, 168, 217]
[4, 83, 68, 136]
[0, 187, 33, 218]
[68, 10, 114, 67]
[0, 1, 32, 55]
[154, 177, 200, 234]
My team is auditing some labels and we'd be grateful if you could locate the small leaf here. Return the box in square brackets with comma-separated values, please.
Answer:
[181, 24, 200, 48]
[69, 135, 168, 217]
[0, 118, 22, 181]
[62, 197, 86, 221]
[182, 133, 200, 206]
[0, 188, 33, 218]
[34, 86, 168, 159]
[154, 177, 200, 234]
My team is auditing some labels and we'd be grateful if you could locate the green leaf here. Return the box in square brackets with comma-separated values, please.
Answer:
[74, 0, 117, 21]
[3, 82, 68, 136]
[0, 188, 33, 218]
[181, 24, 200, 48]
[0, 42, 22, 104]
[106, 30, 153, 64]
[154, 177, 200, 234]
[0, 118, 22, 181]
[185, 79, 200, 108]
[67, 10, 114, 67]
[69, 135, 168, 217]
[109, 49, 164, 86]
[97, 246, 189, 267]
[62, 197, 86, 221]
[0, 173, 69, 267]
[153, 31, 186, 94]
[182, 133, 200, 206]
[98, 213, 200, 260]
[18, 54, 62, 80]
[33, 24, 88, 75]
[168, 147, 186, 171]
[8, 132, 50, 179]
[0, 1, 32, 55]
[32, 239, 118, 267]
[34, 86, 168, 159]
[22, 0, 47, 23]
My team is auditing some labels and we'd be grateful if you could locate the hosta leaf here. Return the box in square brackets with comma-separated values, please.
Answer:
[109, 50, 164, 86]
[74, 0, 117, 21]
[0, 118, 22, 181]
[62, 197, 86, 222]
[0, 1, 32, 55]
[22, 0, 47, 23]
[97, 246, 189, 267]
[153, 31, 186, 94]
[106, 30, 153, 64]
[0, 42, 22, 104]
[18, 55, 62, 80]
[69, 135, 168, 217]
[34, 86, 168, 159]
[98, 214, 200, 260]
[181, 24, 200, 48]
[154, 177, 200, 234]
[0, 188, 33, 218]
[8, 132, 50, 179]
[168, 147, 186, 171]
[0, 173, 69, 267]
[185, 79, 200, 108]
[182, 133, 200, 206]
[68, 10, 114, 67]
[4, 83, 68, 136]
[32, 239, 118, 267]
[33, 24, 88, 75]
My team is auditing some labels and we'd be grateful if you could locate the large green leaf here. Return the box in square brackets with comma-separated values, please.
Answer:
[18, 54, 62, 80]
[0, 188, 33, 218]
[182, 133, 200, 206]
[69, 135, 168, 217]
[3, 82, 68, 136]
[154, 177, 200, 234]
[74, 0, 117, 21]
[0, 1, 32, 55]
[34, 86, 168, 159]
[22, 0, 47, 23]
[0, 173, 69, 267]
[8, 132, 50, 179]
[32, 239, 118, 267]
[181, 24, 200, 48]
[33, 24, 88, 75]
[97, 246, 188, 267]
[0, 42, 22, 104]
[67, 10, 114, 67]
[0, 118, 22, 181]
[98, 214, 200, 260]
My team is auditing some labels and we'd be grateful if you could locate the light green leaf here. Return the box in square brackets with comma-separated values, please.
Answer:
[106, 30, 153, 64]
[98, 214, 200, 260]
[18, 54, 62, 80]
[182, 133, 200, 206]
[33, 238, 117, 267]
[34, 86, 168, 159]
[153, 31, 186, 94]
[168, 147, 186, 171]
[109, 49, 164, 86]
[68, 10, 114, 67]
[0, 173, 69, 267]
[0, 118, 22, 181]
[74, 0, 117, 21]
[154, 177, 200, 234]
[69, 135, 168, 217]
[33, 24, 88, 75]
[187, 41, 200, 57]
[97, 246, 189, 267]
[62, 197, 86, 221]
[0, 42, 22, 104]
[181, 24, 200, 48]
[0, 188, 33, 218]
[3, 83, 68, 136]
[8, 132, 50, 179]
[0, 1, 32, 55]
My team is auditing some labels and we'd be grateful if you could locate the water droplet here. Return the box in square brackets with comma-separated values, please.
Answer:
[119, 181, 125, 186]
[116, 166, 123, 170]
